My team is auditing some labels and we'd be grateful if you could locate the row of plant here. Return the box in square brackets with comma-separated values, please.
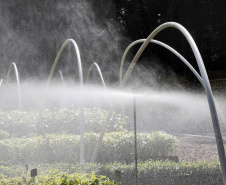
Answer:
[0, 131, 177, 164]
[103, 160, 223, 185]
[0, 107, 127, 138]
[1, 171, 118, 185]
[0, 160, 222, 185]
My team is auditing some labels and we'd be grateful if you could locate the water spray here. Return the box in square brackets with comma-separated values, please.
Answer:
[120, 22, 226, 185]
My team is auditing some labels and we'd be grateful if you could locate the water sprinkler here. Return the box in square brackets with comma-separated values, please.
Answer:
[119, 38, 226, 126]
[86, 63, 107, 89]
[120, 39, 203, 86]
[133, 94, 138, 185]
[86, 62, 114, 162]
[57, 70, 65, 88]
[46, 39, 85, 165]
[120, 22, 226, 185]
[0, 79, 3, 87]
[86, 62, 112, 106]
[4, 62, 22, 110]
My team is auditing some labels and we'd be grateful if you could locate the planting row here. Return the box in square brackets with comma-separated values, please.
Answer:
[0, 131, 177, 164]
[0, 107, 127, 138]
[0, 160, 222, 185]
[1, 172, 118, 185]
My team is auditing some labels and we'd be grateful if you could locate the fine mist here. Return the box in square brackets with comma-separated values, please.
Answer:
[1, 81, 226, 136]
[0, 0, 225, 137]
[0, 1, 130, 83]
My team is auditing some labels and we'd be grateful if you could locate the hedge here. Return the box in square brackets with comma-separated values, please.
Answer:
[0, 161, 223, 185]
[0, 171, 118, 185]
[0, 131, 177, 164]
[102, 160, 223, 185]
[0, 107, 127, 138]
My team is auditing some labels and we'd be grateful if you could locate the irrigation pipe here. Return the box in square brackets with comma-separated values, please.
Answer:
[120, 38, 226, 131]
[86, 62, 112, 106]
[3, 62, 22, 110]
[47, 39, 85, 165]
[86, 62, 114, 162]
[134, 94, 138, 185]
[0, 79, 3, 87]
[86, 63, 107, 89]
[90, 110, 114, 163]
[57, 70, 65, 88]
[120, 22, 226, 185]
[119, 39, 203, 86]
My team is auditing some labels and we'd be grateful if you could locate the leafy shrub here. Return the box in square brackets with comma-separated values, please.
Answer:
[0, 162, 102, 179]
[97, 131, 177, 163]
[0, 171, 118, 185]
[0, 129, 9, 140]
[0, 107, 127, 137]
[0, 131, 177, 164]
[0, 161, 223, 185]
[102, 160, 222, 185]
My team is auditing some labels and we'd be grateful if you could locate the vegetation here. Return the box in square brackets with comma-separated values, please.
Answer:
[0, 131, 177, 164]
[0, 107, 127, 137]
[0, 107, 221, 183]
[103, 160, 223, 185]
[0, 160, 222, 185]
[1, 171, 118, 185]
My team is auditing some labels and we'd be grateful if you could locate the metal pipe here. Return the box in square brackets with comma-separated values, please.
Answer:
[134, 94, 138, 185]
[120, 22, 226, 185]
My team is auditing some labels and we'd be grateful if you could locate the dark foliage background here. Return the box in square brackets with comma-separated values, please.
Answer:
[115, 0, 226, 78]
[0, 0, 225, 84]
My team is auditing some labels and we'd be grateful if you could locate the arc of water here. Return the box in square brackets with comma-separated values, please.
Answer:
[46, 39, 84, 165]
[4, 62, 22, 110]
[120, 22, 226, 184]
[86, 62, 114, 162]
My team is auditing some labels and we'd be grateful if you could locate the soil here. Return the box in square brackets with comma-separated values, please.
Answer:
[175, 134, 226, 162]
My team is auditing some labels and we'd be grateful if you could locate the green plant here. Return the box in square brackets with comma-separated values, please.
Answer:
[0, 160, 223, 185]
[0, 171, 118, 185]
[0, 131, 177, 164]
[0, 107, 127, 137]
[102, 160, 222, 185]
[0, 129, 9, 140]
